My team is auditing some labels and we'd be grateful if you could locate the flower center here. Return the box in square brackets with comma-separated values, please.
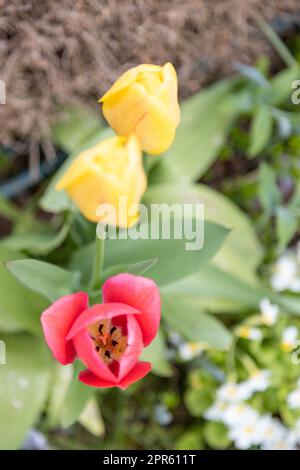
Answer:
[88, 319, 127, 365]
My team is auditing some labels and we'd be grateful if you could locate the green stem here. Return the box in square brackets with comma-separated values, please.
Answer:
[88, 225, 106, 290]
[254, 12, 297, 68]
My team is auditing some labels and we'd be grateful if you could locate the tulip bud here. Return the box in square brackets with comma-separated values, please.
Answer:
[56, 135, 146, 227]
[99, 63, 180, 155]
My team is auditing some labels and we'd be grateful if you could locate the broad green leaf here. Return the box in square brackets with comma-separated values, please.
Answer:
[0, 246, 48, 334]
[248, 105, 273, 157]
[144, 182, 263, 285]
[6, 259, 80, 302]
[104, 219, 228, 286]
[258, 162, 281, 216]
[140, 331, 172, 377]
[162, 264, 266, 313]
[78, 398, 105, 437]
[52, 105, 102, 154]
[203, 422, 231, 449]
[126, 258, 158, 276]
[2, 217, 71, 256]
[0, 333, 50, 449]
[276, 206, 298, 251]
[61, 360, 94, 428]
[162, 294, 232, 351]
[40, 127, 114, 214]
[46, 364, 73, 428]
[267, 65, 300, 106]
[70, 218, 227, 289]
[149, 78, 250, 183]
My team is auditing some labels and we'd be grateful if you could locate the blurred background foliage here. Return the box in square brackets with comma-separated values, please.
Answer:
[1, 2, 300, 450]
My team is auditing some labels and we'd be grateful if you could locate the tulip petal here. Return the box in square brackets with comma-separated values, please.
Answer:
[79, 361, 151, 389]
[117, 314, 143, 381]
[72, 328, 118, 383]
[102, 274, 161, 347]
[41, 292, 89, 365]
[118, 361, 152, 389]
[66, 302, 140, 340]
[78, 369, 117, 388]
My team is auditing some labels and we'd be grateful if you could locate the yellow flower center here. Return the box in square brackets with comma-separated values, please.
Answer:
[88, 319, 127, 366]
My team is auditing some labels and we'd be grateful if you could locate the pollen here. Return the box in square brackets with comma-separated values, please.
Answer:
[88, 319, 127, 364]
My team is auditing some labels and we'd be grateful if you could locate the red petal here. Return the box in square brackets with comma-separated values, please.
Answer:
[79, 361, 152, 389]
[117, 315, 143, 381]
[66, 302, 140, 340]
[118, 361, 152, 389]
[102, 274, 161, 346]
[78, 369, 117, 388]
[41, 292, 88, 365]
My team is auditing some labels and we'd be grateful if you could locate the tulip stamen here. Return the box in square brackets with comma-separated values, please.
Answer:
[88, 319, 127, 365]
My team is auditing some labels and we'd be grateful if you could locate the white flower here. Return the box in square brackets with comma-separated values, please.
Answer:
[281, 326, 298, 352]
[287, 388, 300, 409]
[216, 382, 252, 403]
[203, 401, 228, 422]
[222, 403, 259, 428]
[236, 325, 262, 341]
[178, 342, 203, 361]
[229, 413, 260, 449]
[243, 370, 271, 394]
[271, 255, 298, 292]
[256, 415, 285, 446]
[259, 298, 279, 325]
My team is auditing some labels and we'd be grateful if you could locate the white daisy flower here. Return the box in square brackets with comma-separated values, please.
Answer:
[229, 414, 260, 449]
[243, 370, 271, 394]
[236, 325, 262, 341]
[287, 388, 300, 409]
[259, 298, 279, 325]
[256, 415, 285, 447]
[178, 342, 203, 361]
[281, 326, 298, 352]
[222, 403, 259, 428]
[271, 255, 298, 292]
[203, 400, 228, 422]
[216, 382, 252, 403]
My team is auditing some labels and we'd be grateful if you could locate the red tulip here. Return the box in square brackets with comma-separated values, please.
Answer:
[41, 274, 161, 389]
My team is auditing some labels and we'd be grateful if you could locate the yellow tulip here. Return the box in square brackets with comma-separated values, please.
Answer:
[99, 63, 180, 155]
[55, 135, 146, 227]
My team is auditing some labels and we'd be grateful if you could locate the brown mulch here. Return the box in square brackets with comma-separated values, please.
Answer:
[0, 0, 299, 151]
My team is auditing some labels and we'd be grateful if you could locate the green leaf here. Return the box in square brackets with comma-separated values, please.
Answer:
[248, 105, 273, 157]
[2, 217, 71, 256]
[150, 78, 249, 183]
[144, 182, 263, 285]
[175, 429, 204, 450]
[258, 162, 281, 216]
[0, 246, 48, 334]
[46, 364, 73, 428]
[163, 264, 266, 313]
[203, 421, 231, 449]
[0, 333, 50, 449]
[267, 65, 300, 106]
[140, 331, 172, 377]
[276, 206, 298, 251]
[40, 127, 114, 214]
[162, 294, 233, 350]
[6, 259, 80, 302]
[61, 360, 94, 428]
[184, 388, 213, 417]
[104, 219, 229, 286]
[78, 398, 105, 437]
